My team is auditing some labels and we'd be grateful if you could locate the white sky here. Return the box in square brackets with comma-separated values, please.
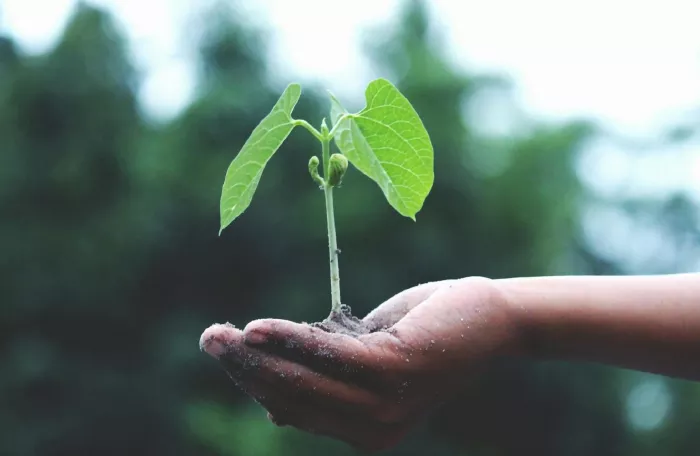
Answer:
[1, 0, 699, 201]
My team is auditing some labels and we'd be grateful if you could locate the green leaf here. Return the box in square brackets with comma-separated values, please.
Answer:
[219, 83, 302, 233]
[330, 78, 434, 220]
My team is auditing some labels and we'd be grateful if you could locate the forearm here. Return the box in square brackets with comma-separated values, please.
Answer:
[497, 274, 700, 380]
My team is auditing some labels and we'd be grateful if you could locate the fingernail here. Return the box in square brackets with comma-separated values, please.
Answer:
[203, 339, 226, 358]
[244, 328, 269, 346]
[199, 323, 237, 359]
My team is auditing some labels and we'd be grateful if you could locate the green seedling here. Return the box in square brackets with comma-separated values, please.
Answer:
[219, 78, 434, 335]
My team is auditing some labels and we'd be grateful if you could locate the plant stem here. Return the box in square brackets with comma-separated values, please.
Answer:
[327, 114, 350, 137]
[293, 119, 323, 141]
[321, 136, 342, 313]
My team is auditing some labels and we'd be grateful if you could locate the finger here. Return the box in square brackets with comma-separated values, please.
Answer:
[202, 324, 411, 450]
[200, 323, 262, 389]
[363, 281, 450, 331]
[218, 345, 382, 416]
[200, 323, 243, 359]
[202, 323, 384, 414]
[242, 319, 391, 383]
[270, 402, 408, 453]
[248, 384, 408, 452]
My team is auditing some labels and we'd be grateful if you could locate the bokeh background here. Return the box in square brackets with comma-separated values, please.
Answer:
[2, 0, 700, 454]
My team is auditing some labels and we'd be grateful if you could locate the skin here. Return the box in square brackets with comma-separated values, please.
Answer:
[199, 273, 700, 452]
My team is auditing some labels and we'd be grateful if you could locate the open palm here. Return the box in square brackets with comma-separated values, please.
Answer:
[200, 276, 516, 452]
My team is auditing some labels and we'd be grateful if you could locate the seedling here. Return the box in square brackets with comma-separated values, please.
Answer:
[219, 78, 433, 335]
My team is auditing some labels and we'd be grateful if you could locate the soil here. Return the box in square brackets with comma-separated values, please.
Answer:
[310, 303, 375, 337]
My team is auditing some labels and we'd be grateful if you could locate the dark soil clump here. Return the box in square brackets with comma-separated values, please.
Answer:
[310, 304, 374, 337]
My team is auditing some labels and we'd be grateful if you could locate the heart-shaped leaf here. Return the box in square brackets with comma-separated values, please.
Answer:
[219, 83, 301, 233]
[330, 78, 434, 220]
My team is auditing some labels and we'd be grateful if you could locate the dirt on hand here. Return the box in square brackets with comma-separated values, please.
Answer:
[310, 304, 375, 337]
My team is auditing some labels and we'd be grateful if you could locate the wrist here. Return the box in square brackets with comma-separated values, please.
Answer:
[491, 277, 548, 359]
[453, 276, 532, 359]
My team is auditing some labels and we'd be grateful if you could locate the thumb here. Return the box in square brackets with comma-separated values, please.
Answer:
[362, 280, 451, 331]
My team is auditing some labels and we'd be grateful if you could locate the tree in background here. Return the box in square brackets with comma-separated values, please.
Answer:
[0, 6, 161, 455]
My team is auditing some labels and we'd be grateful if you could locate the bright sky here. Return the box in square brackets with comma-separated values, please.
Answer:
[1, 0, 699, 202]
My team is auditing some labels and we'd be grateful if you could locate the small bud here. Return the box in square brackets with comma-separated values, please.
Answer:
[328, 153, 348, 187]
[308, 156, 324, 187]
[320, 118, 330, 137]
[308, 155, 319, 172]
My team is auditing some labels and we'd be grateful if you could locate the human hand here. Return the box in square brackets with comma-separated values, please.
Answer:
[200, 276, 520, 452]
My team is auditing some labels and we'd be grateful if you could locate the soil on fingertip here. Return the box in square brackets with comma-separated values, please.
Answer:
[309, 304, 376, 337]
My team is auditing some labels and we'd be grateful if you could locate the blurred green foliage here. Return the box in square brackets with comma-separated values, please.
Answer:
[1, 1, 699, 455]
